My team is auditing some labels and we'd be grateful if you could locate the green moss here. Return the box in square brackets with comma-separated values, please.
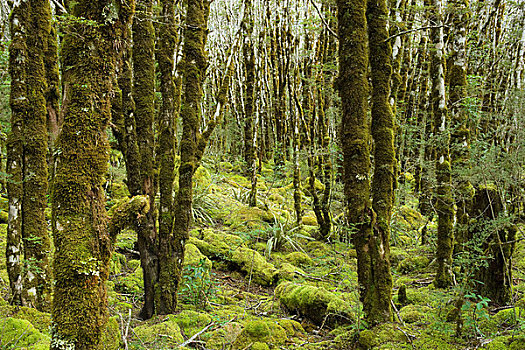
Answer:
[284, 252, 313, 267]
[220, 161, 234, 171]
[268, 193, 285, 204]
[10, 306, 51, 333]
[0, 210, 7, 224]
[306, 241, 330, 258]
[276, 319, 305, 337]
[275, 281, 354, 326]
[302, 215, 318, 226]
[185, 243, 212, 271]
[397, 255, 430, 274]
[114, 264, 143, 295]
[206, 322, 243, 349]
[0, 317, 50, 349]
[101, 316, 121, 350]
[226, 206, 273, 231]
[133, 316, 184, 346]
[278, 263, 305, 281]
[108, 182, 130, 200]
[399, 304, 432, 324]
[231, 247, 278, 286]
[194, 166, 212, 188]
[232, 319, 287, 350]
[173, 310, 212, 338]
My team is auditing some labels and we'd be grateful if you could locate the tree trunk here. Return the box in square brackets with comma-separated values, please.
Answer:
[368, 0, 395, 323]
[426, 0, 455, 288]
[157, 0, 181, 315]
[132, 0, 159, 320]
[51, 1, 134, 348]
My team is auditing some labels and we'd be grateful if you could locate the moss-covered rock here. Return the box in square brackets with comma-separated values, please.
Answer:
[232, 319, 288, 350]
[277, 263, 305, 281]
[231, 247, 278, 286]
[276, 319, 305, 337]
[284, 252, 313, 267]
[114, 263, 143, 295]
[194, 166, 212, 188]
[206, 322, 243, 350]
[108, 182, 130, 200]
[133, 316, 184, 346]
[397, 255, 430, 274]
[226, 206, 274, 231]
[184, 243, 212, 271]
[0, 317, 50, 349]
[7, 306, 51, 333]
[336, 323, 408, 349]
[302, 215, 318, 226]
[306, 241, 330, 258]
[399, 304, 432, 324]
[275, 281, 354, 326]
[173, 310, 212, 339]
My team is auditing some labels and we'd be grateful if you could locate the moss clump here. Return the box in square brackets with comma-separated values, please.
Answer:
[185, 243, 212, 271]
[399, 304, 432, 324]
[277, 263, 305, 281]
[173, 310, 212, 338]
[206, 322, 243, 349]
[114, 264, 143, 295]
[194, 166, 212, 188]
[108, 182, 130, 200]
[190, 230, 277, 286]
[276, 319, 305, 337]
[0, 317, 50, 349]
[101, 316, 121, 350]
[337, 323, 408, 349]
[231, 247, 278, 286]
[306, 241, 330, 258]
[397, 255, 430, 274]
[232, 319, 287, 350]
[133, 317, 184, 346]
[275, 281, 354, 326]
[284, 252, 313, 267]
[9, 306, 51, 333]
[226, 206, 274, 231]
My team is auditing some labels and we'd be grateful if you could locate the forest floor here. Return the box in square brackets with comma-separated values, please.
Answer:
[1, 156, 525, 349]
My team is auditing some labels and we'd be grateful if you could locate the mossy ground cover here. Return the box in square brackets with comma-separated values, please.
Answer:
[1, 163, 525, 349]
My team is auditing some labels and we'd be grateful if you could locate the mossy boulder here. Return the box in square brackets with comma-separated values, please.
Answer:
[284, 252, 313, 267]
[173, 310, 212, 338]
[276, 319, 305, 338]
[275, 281, 354, 326]
[341, 323, 408, 349]
[190, 230, 277, 286]
[226, 206, 274, 231]
[184, 243, 212, 271]
[277, 263, 305, 281]
[232, 319, 288, 350]
[0, 317, 50, 349]
[302, 215, 318, 226]
[230, 247, 278, 286]
[397, 255, 430, 274]
[7, 306, 51, 333]
[194, 166, 212, 188]
[114, 264, 143, 295]
[206, 322, 243, 349]
[133, 316, 184, 346]
[108, 182, 129, 200]
[399, 304, 432, 324]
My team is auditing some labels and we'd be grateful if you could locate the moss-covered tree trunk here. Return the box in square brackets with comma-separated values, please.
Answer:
[7, 0, 53, 311]
[170, 0, 212, 310]
[156, 0, 181, 314]
[367, 0, 395, 323]
[6, 0, 29, 307]
[242, 0, 257, 207]
[337, 0, 386, 326]
[426, 0, 455, 288]
[132, 0, 159, 320]
[448, 0, 473, 253]
[51, 1, 135, 348]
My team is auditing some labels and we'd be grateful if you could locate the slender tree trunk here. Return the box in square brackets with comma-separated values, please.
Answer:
[427, 0, 455, 288]
[448, 0, 472, 253]
[132, 0, 159, 320]
[368, 0, 395, 323]
[337, 0, 380, 326]
[6, 0, 28, 307]
[51, 1, 135, 348]
[157, 0, 181, 314]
